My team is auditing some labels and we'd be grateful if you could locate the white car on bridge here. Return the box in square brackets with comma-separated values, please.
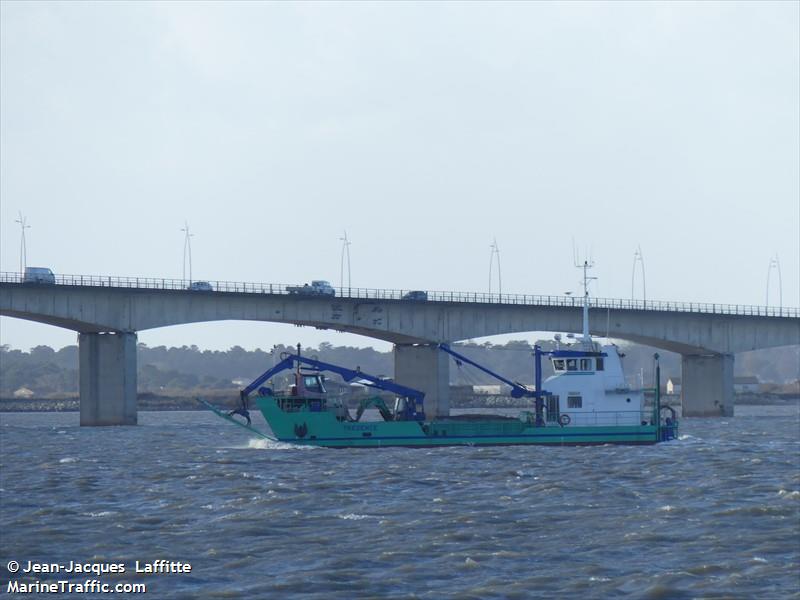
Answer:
[286, 280, 335, 297]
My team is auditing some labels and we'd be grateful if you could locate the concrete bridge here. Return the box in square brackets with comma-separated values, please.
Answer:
[1, 272, 798, 424]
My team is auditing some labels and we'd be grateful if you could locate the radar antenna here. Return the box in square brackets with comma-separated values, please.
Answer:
[574, 250, 596, 346]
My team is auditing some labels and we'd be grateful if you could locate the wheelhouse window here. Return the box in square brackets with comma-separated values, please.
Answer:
[580, 358, 591, 371]
[303, 375, 325, 393]
[595, 358, 604, 371]
[567, 395, 582, 408]
[553, 359, 565, 372]
[566, 359, 577, 371]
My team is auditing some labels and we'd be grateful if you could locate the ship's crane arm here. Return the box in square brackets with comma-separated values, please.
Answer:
[438, 343, 533, 398]
[239, 356, 297, 408]
[439, 343, 553, 427]
[238, 351, 426, 421]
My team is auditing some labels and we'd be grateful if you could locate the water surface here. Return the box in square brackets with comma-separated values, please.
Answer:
[1, 407, 798, 599]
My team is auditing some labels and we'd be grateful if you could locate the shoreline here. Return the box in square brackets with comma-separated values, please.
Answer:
[2, 394, 797, 413]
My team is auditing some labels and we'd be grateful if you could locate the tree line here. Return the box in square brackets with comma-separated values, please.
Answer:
[1, 340, 797, 398]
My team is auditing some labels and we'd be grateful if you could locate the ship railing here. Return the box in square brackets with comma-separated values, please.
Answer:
[559, 410, 652, 427]
[1, 272, 797, 318]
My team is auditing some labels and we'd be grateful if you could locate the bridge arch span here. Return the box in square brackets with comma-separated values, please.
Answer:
[2, 280, 798, 423]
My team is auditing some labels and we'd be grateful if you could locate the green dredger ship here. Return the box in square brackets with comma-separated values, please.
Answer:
[201, 340, 677, 448]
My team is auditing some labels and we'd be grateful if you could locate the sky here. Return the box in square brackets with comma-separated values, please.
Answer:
[1, 1, 798, 352]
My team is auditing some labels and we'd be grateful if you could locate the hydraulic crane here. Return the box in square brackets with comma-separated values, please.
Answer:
[233, 345, 426, 423]
[438, 343, 551, 426]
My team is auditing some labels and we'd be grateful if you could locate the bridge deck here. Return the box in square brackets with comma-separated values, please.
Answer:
[1, 272, 797, 318]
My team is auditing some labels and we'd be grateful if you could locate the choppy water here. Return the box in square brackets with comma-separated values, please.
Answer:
[1, 406, 798, 599]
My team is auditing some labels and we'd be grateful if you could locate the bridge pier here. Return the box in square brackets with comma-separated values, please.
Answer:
[681, 353, 734, 417]
[79, 332, 138, 426]
[394, 344, 450, 418]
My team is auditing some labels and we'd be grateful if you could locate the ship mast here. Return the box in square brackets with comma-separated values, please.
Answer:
[579, 259, 596, 347]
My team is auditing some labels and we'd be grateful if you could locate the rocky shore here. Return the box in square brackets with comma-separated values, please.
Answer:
[1, 392, 797, 413]
[0, 392, 240, 413]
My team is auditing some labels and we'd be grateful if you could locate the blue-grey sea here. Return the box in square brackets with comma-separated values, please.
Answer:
[1, 406, 799, 600]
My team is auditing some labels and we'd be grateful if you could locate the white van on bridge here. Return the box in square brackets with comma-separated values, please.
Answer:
[23, 267, 55, 284]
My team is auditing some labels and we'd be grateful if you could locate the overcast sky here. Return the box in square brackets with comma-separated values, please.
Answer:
[1, 1, 798, 352]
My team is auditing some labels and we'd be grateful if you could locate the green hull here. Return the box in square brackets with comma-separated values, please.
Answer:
[253, 397, 670, 448]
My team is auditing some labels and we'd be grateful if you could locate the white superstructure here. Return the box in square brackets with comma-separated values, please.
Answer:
[543, 261, 645, 427]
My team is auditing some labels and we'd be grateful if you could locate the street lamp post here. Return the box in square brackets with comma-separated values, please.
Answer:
[181, 222, 194, 284]
[14, 212, 30, 277]
[766, 254, 782, 311]
[339, 231, 351, 294]
[489, 238, 502, 297]
[632, 245, 646, 305]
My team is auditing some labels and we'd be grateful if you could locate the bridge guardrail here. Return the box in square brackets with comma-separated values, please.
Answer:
[1, 271, 797, 318]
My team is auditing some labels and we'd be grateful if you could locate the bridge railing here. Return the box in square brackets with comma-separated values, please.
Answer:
[1, 271, 797, 318]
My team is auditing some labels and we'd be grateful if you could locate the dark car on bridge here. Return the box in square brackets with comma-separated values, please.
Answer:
[402, 290, 428, 301]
